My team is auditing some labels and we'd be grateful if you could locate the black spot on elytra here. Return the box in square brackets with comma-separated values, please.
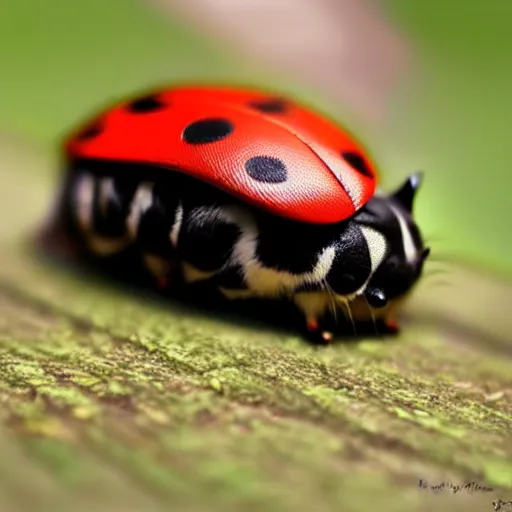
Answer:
[342, 151, 373, 178]
[127, 95, 166, 113]
[249, 97, 288, 114]
[182, 118, 234, 144]
[77, 123, 102, 141]
[245, 156, 287, 184]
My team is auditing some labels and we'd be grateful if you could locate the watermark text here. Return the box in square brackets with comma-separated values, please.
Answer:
[418, 479, 494, 494]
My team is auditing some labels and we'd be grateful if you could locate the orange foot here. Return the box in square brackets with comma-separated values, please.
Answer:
[383, 321, 399, 335]
[306, 318, 333, 345]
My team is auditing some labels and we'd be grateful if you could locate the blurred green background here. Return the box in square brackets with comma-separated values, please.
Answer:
[0, 0, 510, 277]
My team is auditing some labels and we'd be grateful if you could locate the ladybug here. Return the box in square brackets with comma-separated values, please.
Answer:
[58, 85, 430, 343]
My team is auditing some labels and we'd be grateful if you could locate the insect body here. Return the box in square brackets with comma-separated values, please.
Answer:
[60, 85, 430, 343]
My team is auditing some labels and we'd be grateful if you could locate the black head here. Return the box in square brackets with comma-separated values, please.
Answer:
[296, 173, 429, 328]
[355, 172, 430, 309]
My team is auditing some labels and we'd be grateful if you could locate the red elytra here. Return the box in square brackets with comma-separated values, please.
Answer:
[64, 86, 378, 224]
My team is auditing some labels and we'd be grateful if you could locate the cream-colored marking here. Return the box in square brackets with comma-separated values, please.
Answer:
[126, 182, 154, 239]
[86, 234, 129, 256]
[349, 226, 388, 297]
[218, 288, 256, 300]
[216, 206, 337, 298]
[181, 262, 216, 283]
[293, 291, 331, 321]
[389, 204, 418, 263]
[360, 226, 387, 273]
[98, 177, 115, 216]
[244, 245, 336, 298]
[169, 202, 183, 247]
[74, 173, 95, 231]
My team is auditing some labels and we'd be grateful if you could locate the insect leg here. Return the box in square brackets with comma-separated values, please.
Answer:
[71, 171, 136, 256]
[129, 181, 181, 289]
[293, 291, 334, 344]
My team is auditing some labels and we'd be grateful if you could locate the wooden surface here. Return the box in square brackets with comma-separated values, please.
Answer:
[0, 134, 511, 512]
